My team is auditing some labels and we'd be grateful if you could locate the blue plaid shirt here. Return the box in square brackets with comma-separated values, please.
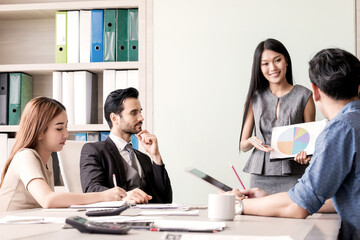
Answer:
[289, 100, 360, 240]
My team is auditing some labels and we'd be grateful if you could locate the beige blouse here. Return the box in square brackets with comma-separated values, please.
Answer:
[0, 148, 54, 212]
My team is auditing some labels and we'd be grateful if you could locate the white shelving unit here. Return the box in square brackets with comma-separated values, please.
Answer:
[0, 0, 153, 133]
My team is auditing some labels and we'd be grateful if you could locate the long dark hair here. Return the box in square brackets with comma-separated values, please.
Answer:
[239, 39, 294, 148]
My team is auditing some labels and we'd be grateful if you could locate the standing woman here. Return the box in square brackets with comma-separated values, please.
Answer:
[0, 97, 126, 212]
[240, 38, 315, 194]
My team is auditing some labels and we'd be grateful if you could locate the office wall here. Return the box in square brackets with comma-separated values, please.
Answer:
[153, 0, 355, 204]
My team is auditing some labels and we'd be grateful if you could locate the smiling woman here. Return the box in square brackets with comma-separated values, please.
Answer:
[239, 38, 316, 194]
[0, 97, 127, 212]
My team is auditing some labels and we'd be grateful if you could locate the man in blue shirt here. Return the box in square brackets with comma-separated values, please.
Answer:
[233, 48, 360, 239]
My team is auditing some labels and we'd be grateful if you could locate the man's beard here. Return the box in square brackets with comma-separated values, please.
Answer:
[124, 122, 142, 134]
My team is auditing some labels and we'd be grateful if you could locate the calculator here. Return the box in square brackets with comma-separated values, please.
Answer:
[65, 216, 130, 234]
[85, 205, 129, 217]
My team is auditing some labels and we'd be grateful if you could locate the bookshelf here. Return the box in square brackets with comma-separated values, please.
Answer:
[0, 0, 153, 134]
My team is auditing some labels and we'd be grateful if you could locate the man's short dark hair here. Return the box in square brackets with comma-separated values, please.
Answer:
[104, 87, 139, 129]
[309, 48, 360, 100]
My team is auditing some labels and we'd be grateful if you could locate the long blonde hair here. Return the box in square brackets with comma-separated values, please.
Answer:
[0, 97, 65, 187]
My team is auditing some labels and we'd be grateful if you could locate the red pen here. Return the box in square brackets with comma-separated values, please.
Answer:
[229, 162, 246, 190]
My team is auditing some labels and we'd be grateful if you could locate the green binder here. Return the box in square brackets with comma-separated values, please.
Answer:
[128, 9, 138, 61]
[8, 73, 33, 125]
[55, 11, 67, 63]
[116, 9, 129, 61]
[104, 10, 117, 62]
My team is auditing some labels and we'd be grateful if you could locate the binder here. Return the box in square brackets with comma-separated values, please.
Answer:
[116, 9, 129, 61]
[115, 70, 128, 89]
[74, 71, 98, 125]
[127, 70, 139, 90]
[55, 11, 67, 63]
[100, 131, 110, 141]
[62, 72, 74, 124]
[0, 73, 9, 125]
[104, 9, 117, 62]
[67, 11, 80, 63]
[91, 10, 104, 62]
[80, 10, 91, 63]
[8, 73, 33, 125]
[131, 134, 138, 150]
[75, 133, 87, 141]
[52, 72, 62, 102]
[128, 9, 138, 61]
[87, 132, 99, 141]
[102, 70, 116, 124]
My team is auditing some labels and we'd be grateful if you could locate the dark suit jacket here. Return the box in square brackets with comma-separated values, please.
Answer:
[80, 137, 172, 203]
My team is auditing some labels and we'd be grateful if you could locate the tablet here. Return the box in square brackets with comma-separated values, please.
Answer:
[185, 167, 232, 192]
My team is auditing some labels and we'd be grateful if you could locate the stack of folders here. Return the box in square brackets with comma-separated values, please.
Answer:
[55, 9, 138, 63]
[52, 71, 98, 125]
[0, 73, 33, 126]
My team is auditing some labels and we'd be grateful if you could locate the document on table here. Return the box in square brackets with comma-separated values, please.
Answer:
[88, 215, 159, 223]
[70, 200, 126, 208]
[162, 234, 293, 240]
[154, 219, 226, 232]
[139, 210, 199, 216]
[133, 203, 189, 210]
[0, 216, 65, 224]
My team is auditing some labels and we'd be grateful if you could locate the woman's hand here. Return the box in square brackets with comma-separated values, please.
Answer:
[294, 151, 311, 164]
[102, 187, 127, 201]
[248, 136, 274, 152]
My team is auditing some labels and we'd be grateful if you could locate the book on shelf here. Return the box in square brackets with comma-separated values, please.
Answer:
[54, 71, 98, 125]
[128, 9, 139, 61]
[75, 132, 99, 142]
[67, 11, 80, 63]
[104, 9, 117, 62]
[90, 10, 104, 62]
[79, 10, 91, 63]
[55, 11, 67, 63]
[56, 8, 138, 63]
[100, 132, 110, 141]
[61, 72, 75, 124]
[73, 71, 98, 125]
[8, 73, 33, 125]
[0, 73, 9, 125]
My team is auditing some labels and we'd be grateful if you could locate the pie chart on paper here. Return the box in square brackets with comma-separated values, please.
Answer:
[277, 127, 310, 155]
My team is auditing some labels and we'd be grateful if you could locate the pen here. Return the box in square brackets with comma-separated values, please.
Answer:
[229, 162, 246, 190]
[249, 137, 268, 151]
[112, 174, 117, 187]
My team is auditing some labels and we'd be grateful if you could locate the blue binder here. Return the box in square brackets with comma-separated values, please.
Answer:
[91, 10, 104, 62]
[131, 134, 139, 150]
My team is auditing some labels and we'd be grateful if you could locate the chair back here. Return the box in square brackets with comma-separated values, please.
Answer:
[57, 141, 86, 193]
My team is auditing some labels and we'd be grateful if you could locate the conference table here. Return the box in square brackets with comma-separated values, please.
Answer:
[0, 206, 340, 239]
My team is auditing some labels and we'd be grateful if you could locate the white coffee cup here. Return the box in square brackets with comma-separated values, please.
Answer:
[208, 194, 243, 221]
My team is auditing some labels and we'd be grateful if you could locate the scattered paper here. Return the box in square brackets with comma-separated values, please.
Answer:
[70, 200, 126, 209]
[139, 210, 199, 216]
[133, 203, 189, 210]
[162, 233, 293, 240]
[0, 216, 65, 224]
[154, 219, 225, 232]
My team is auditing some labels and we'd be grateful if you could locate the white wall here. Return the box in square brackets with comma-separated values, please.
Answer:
[153, 0, 355, 204]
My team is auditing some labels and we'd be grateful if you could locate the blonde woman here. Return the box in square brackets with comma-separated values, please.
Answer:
[0, 97, 126, 212]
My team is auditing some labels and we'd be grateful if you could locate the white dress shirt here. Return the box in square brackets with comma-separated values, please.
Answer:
[109, 133, 143, 177]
